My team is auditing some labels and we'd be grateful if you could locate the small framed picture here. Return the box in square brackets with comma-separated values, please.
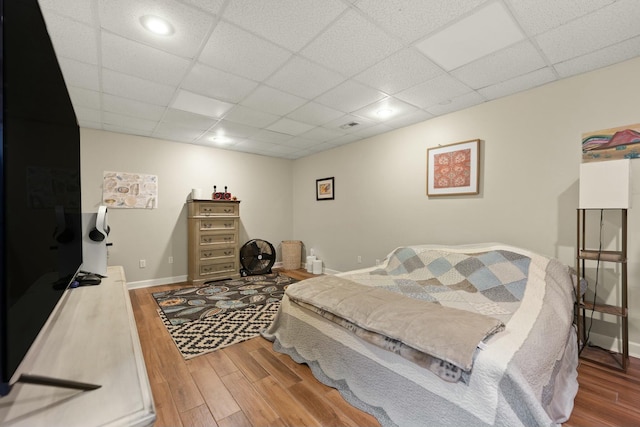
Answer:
[427, 139, 480, 197]
[316, 177, 334, 201]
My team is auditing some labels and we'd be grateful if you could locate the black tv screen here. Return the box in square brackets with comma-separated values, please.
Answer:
[0, 0, 82, 395]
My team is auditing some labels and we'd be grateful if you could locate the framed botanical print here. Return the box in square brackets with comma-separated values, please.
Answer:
[427, 139, 480, 197]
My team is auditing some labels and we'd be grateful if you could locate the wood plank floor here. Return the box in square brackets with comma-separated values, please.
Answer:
[130, 269, 640, 427]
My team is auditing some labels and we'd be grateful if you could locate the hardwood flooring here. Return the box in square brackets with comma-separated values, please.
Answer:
[130, 269, 640, 427]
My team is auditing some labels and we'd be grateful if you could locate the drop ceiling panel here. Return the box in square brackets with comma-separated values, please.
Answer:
[101, 33, 191, 85]
[508, 0, 615, 36]
[240, 86, 308, 116]
[553, 35, 640, 78]
[286, 102, 346, 126]
[209, 120, 262, 139]
[181, 63, 258, 103]
[452, 41, 546, 89]
[352, 97, 419, 122]
[354, 48, 444, 95]
[179, 0, 225, 15]
[536, 0, 640, 64]
[171, 90, 234, 118]
[152, 123, 205, 143]
[58, 58, 100, 91]
[301, 9, 403, 76]
[103, 111, 158, 133]
[315, 80, 386, 113]
[161, 108, 218, 131]
[39, 0, 95, 24]
[223, 105, 280, 128]
[266, 118, 316, 136]
[99, 0, 214, 58]
[68, 88, 101, 110]
[478, 67, 556, 100]
[103, 94, 166, 121]
[42, 14, 99, 64]
[102, 69, 176, 106]
[396, 75, 472, 109]
[223, 0, 347, 51]
[425, 91, 484, 116]
[199, 21, 292, 81]
[355, 0, 485, 43]
[266, 57, 346, 100]
[299, 126, 345, 142]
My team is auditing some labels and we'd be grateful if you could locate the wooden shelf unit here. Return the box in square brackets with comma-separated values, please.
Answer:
[576, 208, 629, 371]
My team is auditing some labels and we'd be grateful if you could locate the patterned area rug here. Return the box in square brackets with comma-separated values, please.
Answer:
[158, 302, 280, 359]
[153, 273, 296, 359]
[153, 273, 296, 325]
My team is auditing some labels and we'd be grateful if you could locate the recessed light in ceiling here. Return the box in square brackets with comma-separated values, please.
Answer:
[211, 135, 232, 144]
[140, 15, 175, 36]
[376, 108, 394, 118]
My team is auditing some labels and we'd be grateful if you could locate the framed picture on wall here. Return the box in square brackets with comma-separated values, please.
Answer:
[316, 177, 334, 201]
[427, 139, 480, 197]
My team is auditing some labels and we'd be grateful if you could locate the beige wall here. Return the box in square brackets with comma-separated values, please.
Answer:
[80, 129, 294, 286]
[292, 56, 640, 356]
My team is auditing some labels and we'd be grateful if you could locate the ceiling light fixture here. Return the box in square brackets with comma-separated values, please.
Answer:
[376, 108, 393, 118]
[211, 135, 232, 144]
[140, 15, 174, 36]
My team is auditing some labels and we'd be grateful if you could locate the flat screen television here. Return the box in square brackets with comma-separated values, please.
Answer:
[0, 0, 83, 395]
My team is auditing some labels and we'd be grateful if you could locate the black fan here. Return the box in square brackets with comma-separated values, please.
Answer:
[240, 239, 276, 276]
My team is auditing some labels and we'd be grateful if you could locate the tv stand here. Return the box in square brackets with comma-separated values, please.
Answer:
[0, 266, 155, 426]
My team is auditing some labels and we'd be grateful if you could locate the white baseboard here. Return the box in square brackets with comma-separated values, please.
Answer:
[584, 330, 639, 359]
[127, 275, 188, 290]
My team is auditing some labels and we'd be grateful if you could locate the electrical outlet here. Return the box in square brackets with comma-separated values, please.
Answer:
[357, 255, 362, 263]
[168, 256, 174, 264]
[139, 259, 146, 268]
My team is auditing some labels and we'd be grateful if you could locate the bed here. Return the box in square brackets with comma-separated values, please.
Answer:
[262, 243, 579, 427]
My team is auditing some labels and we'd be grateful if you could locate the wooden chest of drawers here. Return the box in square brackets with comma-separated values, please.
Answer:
[187, 200, 240, 284]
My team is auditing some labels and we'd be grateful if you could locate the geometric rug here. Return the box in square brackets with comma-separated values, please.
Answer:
[152, 272, 296, 326]
[158, 302, 281, 359]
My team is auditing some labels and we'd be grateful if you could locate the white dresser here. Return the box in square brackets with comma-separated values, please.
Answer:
[0, 266, 155, 427]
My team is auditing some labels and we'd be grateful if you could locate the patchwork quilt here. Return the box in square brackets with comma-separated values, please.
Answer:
[263, 243, 579, 427]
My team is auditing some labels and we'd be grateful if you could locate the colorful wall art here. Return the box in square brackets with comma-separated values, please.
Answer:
[102, 171, 158, 209]
[582, 123, 640, 162]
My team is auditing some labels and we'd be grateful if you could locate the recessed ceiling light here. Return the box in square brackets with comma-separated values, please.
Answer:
[140, 15, 174, 36]
[211, 135, 232, 144]
[376, 108, 393, 118]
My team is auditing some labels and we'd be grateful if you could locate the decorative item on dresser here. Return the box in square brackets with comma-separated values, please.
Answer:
[187, 199, 241, 284]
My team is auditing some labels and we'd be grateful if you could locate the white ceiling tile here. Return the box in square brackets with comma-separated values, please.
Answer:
[384, 109, 434, 129]
[39, 0, 95, 24]
[315, 80, 386, 113]
[507, 0, 615, 36]
[355, 0, 485, 43]
[182, 63, 258, 104]
[286, 102, 345, 126]
[152, 123, 204, 143]
[103, 111, 158, 132]
[78, 119, 102, 130]
[199, 21, 291, 81]
[452, 41, 547, 89]
[280, 136, 320, 149]
[266, 57, 345, 99]
[323, 114, 377, 133]
[223, 105, 280, 128]
[101, 32, 191, 85]
[301, 9, 403, 76]
[162, 108, 218, 131]
[354, 123, 393, 138]
[425, 91, 484, 116]
[354, 48, 443, 94]
[536, 0, 640, 64]
[99, 0, 214, 59]
[171, 90, 234, 118]
[416, 2, 524, 71]
[103, 94, 166, 121]
[57, 58, 100, 91]
[266, 118, 315, 136]
[179, 0, 225, 15]
[299, 127, 345, 142]
[102, 69, 176, 106]
[68, 87, 101, 110]
[252, 129, 294, 143]
[352, 96, 419, 122]
[223, 0, 347, 51]
[208, 120, 262, 139]
[240, 86, 307, 116]
[396, 75, 472, 109]
[554, 36, 640, 78]
[74, 106, 102, 124]
[103, 124, 153, 138]
[41, 13, 98, 64]
[477, 67, 556, 100]
[324, 133, 362, 147]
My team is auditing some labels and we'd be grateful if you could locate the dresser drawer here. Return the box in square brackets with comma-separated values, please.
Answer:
[199, 232, 236, 246]
[197, 218, 237, 231]
[199, 259, 237, 277]
[189, 201, 239, 217]
[200, 247, 235, 260]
